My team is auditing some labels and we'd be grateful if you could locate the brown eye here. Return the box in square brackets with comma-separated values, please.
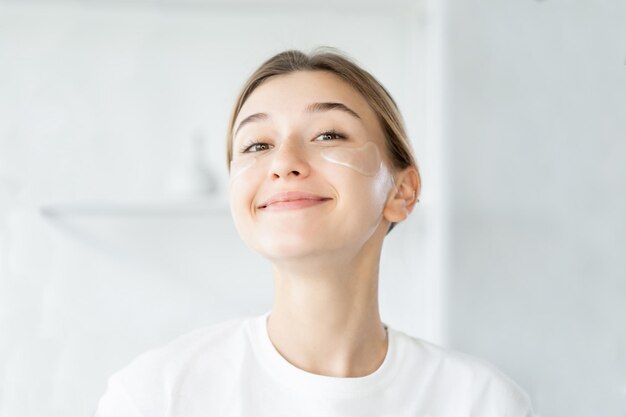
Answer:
[315, 130, 347, 142]
[243, 142, 271, 153]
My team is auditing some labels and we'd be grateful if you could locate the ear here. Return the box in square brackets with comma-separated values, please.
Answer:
[383, 166, 421, 223]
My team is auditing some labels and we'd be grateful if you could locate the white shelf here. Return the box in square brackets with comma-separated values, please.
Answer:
[40, 197, 230, 217]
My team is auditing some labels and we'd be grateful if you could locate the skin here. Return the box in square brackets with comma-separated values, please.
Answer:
[229, 70, 420, 377]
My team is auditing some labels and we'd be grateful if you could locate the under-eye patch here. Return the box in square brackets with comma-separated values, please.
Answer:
[230, 156, 257, 181]
[319, 142, 382, 177]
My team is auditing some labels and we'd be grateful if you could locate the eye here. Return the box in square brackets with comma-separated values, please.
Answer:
[314, 129, 347, 142]
[240, 142, 272, 153]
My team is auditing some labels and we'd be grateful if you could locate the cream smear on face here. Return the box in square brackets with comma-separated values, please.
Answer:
[229, 141, 384, 181]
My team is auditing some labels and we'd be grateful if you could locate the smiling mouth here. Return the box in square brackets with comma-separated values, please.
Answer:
[258, 191, 333, 209]
[259, 198, 332, 211]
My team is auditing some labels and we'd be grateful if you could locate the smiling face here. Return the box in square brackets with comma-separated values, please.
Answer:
[229, 70, 397, 262]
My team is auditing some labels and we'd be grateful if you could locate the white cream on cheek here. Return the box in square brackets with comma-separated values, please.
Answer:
[318, 142, 382, 177]
[229, 156, 257, 181]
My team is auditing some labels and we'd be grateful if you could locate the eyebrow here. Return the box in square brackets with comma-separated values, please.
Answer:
[233, 113, 268, 138]
[305, 102, 361, 119]
[233, 102, 362, 138]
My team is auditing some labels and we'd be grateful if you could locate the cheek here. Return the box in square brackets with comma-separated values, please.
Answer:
[229, 166, 261, 235]
[320, 142, 393, 207]
[230, 156, 257, 180]
[325, 160, 394, 223]
[321, 143, 393, 210]
[348, 169, 393, 213]
[319, 142, 382, 176]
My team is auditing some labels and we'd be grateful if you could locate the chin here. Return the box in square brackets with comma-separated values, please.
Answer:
[254, 234, 327, 260]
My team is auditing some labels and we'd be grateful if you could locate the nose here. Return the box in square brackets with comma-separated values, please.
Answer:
[268, 137, 310, 180]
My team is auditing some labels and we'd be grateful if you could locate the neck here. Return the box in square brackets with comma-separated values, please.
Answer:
[266, 237, 389, 378]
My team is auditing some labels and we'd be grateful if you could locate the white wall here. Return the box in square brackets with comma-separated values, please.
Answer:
[437, 1, 626, 416]
[0, 2, 441, 416]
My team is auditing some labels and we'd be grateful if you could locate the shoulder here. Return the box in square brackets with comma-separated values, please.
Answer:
[119, 315, 249, 377]
[95, 315, 253, 417]
[393, 330, 535, 416]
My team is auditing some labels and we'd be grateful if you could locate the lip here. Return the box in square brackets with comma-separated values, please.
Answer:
[258, 191, 332, 210]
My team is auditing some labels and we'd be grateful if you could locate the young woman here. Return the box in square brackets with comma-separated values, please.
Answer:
[94, 48, 534, 416]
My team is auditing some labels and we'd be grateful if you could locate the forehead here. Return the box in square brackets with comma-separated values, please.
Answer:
[235, 71, 384, 137]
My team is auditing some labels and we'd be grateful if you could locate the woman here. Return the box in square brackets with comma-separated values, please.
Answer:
[94, 48, 534, 416]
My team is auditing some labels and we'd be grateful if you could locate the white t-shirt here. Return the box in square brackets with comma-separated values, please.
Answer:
[94, 311, 534, 417]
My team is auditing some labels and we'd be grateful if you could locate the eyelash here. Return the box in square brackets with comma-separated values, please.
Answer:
[239, 129, 347, 154]
[315, 129, 347, 142]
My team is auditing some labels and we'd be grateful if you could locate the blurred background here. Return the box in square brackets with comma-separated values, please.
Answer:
[0, 0, 624, 416]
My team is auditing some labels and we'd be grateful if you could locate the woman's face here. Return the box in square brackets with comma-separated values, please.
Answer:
[229, 70, 396, 262]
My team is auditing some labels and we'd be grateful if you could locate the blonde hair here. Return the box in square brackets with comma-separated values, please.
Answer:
[226, 47, 419, 233]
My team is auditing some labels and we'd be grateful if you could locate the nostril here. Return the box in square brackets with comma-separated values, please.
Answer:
[274, 170, 300, 178]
